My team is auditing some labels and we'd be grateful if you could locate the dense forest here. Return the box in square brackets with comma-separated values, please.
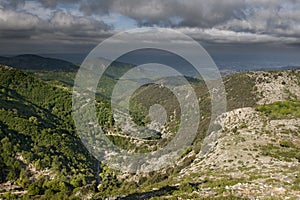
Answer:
[0, 65, 100, 199]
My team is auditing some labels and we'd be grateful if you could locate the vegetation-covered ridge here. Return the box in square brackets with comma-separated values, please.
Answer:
[0, 64, 300, 199]
[0, 55, 79, 71]
[0, 65, 97, 199]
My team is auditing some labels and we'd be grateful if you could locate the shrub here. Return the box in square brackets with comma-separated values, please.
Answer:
[279, 140, 295, 148]
[256, 101, 300, 119]
[292, 173, 300, 190]
[179, 182, 195, 193]
[28, 183, 42, 195]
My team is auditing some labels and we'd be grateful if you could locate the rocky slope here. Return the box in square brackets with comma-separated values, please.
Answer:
[173, 70, 300, 199]
[113, 70, 300, 200]
[0, 65, 299, 199]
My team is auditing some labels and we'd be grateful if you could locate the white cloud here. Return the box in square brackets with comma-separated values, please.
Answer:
[0, 9, 40, 30]
[1, 0, 300, 54]
[72, 0, 300, 42]
[22, 0, 53, 20]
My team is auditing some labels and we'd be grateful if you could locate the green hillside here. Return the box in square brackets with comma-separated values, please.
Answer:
[0, 64, 300, 199]
[0, 65, 97, 199]
[0, 55, 78, 71]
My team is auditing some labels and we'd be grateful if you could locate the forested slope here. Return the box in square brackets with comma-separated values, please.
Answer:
[0, 65, 97, 199]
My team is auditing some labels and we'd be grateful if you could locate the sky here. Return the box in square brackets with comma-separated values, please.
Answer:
[0, 0, 300, 65]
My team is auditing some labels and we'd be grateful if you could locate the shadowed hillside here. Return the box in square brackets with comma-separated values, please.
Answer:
[0, 55, 78, 71]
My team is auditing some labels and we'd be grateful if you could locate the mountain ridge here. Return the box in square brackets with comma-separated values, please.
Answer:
[0, 54, 79, 72]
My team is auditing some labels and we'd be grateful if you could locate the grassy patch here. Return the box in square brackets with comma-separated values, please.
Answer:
[260, 142, 300, 162]
[292, 172, 300, 190]
[256, 100, 300, 119]
[200, 178, 247, 194]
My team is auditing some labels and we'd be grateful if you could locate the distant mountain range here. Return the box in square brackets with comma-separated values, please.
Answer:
[0, 54, 299, 76]
[0, 54, 79, 71]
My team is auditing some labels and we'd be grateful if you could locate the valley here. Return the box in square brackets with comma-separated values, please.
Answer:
[0, 61, 299, 199]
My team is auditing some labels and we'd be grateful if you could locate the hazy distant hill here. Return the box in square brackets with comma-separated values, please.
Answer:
[0, 54, 79, 71]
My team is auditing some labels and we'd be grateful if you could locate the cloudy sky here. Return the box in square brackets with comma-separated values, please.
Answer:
[0, 0, 300, 64]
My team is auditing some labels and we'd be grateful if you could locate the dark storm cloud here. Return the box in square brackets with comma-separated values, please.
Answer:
[0, 2, 114, 54]
[0, 9, 40, 31]
[38, 0, 80, 8]
[0, 30, 32, 39]
[66, 0, 300, 41]
[110, 0, 246, 28]
[0, 5, 112, 37]
[79, 0, 113, 15]
[0, 0, 300, 54]
[38, 0, 59, 8]
[48, 10, 112, 32]
[0, 0, 25, 9]
[10, 0, 300, 41]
